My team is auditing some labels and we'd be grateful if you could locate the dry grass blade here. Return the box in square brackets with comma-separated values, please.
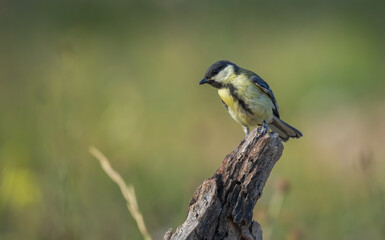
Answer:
[89, 146, 152, 240]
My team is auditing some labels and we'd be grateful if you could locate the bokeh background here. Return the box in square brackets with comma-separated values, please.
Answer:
[1, 0, 385, 239]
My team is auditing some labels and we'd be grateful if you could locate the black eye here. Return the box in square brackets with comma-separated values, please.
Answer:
[212, 69, 219, 75]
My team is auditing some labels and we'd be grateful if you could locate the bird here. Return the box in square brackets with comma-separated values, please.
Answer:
[199, 60, 302, 141]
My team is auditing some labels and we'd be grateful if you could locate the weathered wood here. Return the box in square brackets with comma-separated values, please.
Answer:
[164, 126, 284, 240]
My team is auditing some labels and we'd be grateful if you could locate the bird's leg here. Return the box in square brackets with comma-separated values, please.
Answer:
[242, 126, 250, 137]
[263, 121, 270, 131]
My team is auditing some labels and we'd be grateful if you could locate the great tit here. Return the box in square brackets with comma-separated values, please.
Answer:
[199, 60, 302, 141]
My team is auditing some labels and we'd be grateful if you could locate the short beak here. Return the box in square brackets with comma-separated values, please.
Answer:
[199, 78, 208, 85]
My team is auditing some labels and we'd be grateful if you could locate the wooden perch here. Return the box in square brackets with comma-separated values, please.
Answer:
[163, 126, 284, 240]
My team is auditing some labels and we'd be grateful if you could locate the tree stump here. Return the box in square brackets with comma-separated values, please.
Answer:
[163, 126, 284, 240]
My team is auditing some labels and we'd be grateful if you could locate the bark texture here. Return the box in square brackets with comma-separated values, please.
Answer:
[164, 126, 284, 240]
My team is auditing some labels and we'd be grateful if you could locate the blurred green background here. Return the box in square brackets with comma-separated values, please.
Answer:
[1, 0, 385, 239]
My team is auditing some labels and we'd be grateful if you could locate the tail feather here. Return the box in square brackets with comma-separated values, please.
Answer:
[268, 116, 302, 142]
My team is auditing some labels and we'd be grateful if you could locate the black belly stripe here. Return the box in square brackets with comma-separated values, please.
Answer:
[228, 84, 253, 115]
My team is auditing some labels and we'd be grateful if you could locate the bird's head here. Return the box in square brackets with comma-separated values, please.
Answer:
[199, 60, 239, 88]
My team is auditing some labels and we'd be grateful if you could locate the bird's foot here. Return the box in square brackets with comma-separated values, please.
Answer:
[242, 126, 250, 137]
[263, 121, 270, 131]
[257, 121, 270, 135]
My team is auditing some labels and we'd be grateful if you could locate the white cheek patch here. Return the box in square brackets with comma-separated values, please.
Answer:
[223, 65, 234, 79]
[215, 65, 234, 82]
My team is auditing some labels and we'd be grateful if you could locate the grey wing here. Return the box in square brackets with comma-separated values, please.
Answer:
[250, 74, 280, 118]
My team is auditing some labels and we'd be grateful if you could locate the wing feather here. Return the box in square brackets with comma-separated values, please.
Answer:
[250, 74, 280, 118]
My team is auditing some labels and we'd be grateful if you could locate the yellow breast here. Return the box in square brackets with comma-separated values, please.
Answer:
[218, 88, 249, 126]
[218, 88, 235, 109]
[217, 75, 275, 128]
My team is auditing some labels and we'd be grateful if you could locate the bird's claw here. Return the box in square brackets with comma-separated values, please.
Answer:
[263, 121, 269, 131]
[258, 121, 270, 135]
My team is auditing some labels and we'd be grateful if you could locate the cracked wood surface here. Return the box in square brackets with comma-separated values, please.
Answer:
[164, 126, 284, 240]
